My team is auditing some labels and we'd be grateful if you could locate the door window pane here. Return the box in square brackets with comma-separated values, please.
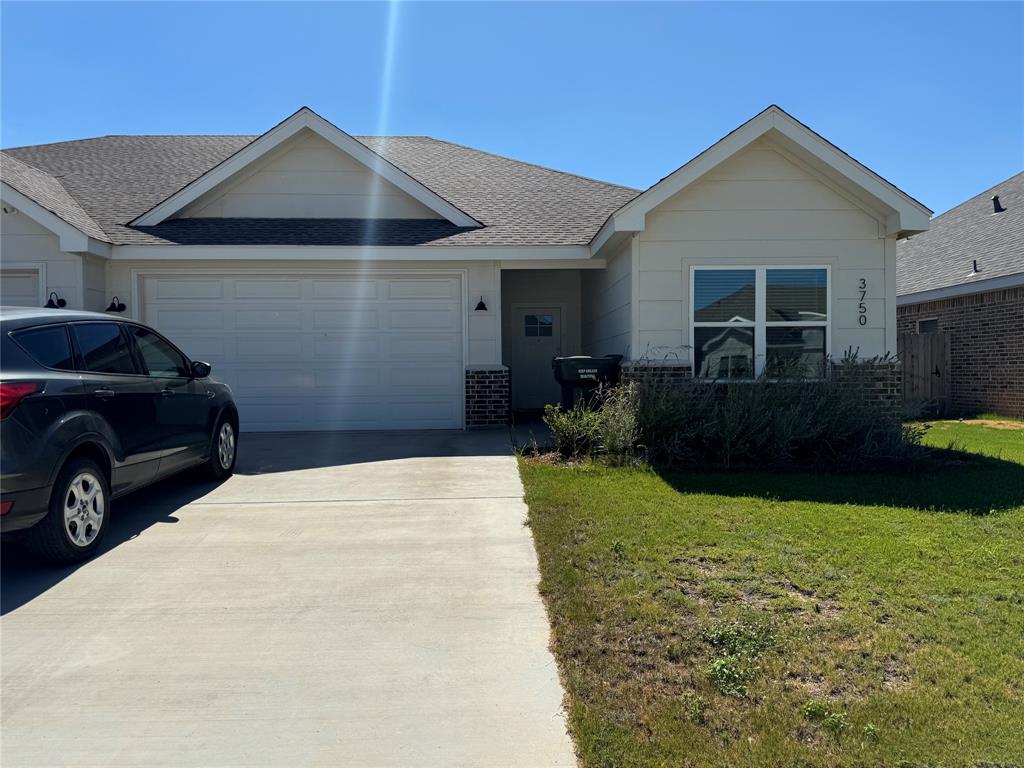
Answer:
[129, 326, 189, 377]
[694, 326, 753, 379]
[72, 323, 137, 375]
[766, 269, 827, 322]
[525, 313, 555, 337]
[13, 325, 74, 370]
[694, 270, 755, 323]
[766, 327, 826, 377]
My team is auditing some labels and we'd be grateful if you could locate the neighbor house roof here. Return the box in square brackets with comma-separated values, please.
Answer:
[2, 132, 639, 247]
[897, 171, 1024, 300]
[0, 152, 107, 241]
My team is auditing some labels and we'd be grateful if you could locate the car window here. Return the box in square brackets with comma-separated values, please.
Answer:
[12, 325, 75, 370]
[128, 326, 189, 378]
[71, 323, 138, 375]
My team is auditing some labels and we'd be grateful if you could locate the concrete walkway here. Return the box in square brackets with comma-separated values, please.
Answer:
[1, 431, 575, 767]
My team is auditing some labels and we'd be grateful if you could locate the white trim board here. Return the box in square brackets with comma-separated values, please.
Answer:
[130, 107, 481, 229]
[898, 272, 1024, 305]
[110, 244, 591, 261]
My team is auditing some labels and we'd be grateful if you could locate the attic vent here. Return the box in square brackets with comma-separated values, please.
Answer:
[992, 195, 1006, 214]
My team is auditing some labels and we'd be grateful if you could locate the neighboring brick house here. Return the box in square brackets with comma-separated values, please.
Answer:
[897, 172, 1024, 417]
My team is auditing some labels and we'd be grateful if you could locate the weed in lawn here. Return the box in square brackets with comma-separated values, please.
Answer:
[703, 619, 775, 657]
[862, 722, 880, 742]
[681, 692, 708, 725]
[707, 654, 757, 697]
[803, 699, 850, 739]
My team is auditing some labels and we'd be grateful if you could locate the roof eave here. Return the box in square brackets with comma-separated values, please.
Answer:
[1, 181, 111, 256]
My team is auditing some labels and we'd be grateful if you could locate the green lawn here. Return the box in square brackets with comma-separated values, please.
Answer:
[521, 421, 1024, 767]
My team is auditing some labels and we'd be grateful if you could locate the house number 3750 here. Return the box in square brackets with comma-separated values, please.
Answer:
[857, 278, 868, 326]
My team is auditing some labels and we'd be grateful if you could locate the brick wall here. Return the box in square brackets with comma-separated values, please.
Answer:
[897, 286, 1024, 417]
[465, 367, 510, 427]
[621, 362, 693, 387]
[830, 360, 902, 418]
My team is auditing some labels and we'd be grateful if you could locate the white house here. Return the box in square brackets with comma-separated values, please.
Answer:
[0, 106, 930, 431]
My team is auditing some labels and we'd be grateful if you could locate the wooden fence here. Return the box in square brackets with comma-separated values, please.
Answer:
[898, 332, 951, 415]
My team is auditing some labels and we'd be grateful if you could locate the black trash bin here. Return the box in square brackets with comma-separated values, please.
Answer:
[551, 354, 623, 410]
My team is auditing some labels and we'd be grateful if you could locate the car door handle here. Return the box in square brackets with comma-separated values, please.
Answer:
[94, 389, 115, 399]
[161, 388, 174, 397]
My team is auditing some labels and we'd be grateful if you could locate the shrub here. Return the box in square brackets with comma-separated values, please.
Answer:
[543, 402, 601, 459]
[598, 383, 640, 464]
[541, 355, 924, 471]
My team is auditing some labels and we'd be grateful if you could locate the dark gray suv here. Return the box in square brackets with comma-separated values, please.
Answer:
[0, 307, 238, 563]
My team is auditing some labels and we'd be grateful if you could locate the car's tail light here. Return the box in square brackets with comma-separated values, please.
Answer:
[0, 500, 12, 516]
[0, 382, 42, 420]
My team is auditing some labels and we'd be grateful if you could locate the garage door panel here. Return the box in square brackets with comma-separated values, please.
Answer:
[144, 273, 463, 431]
[387, 365, 461, 389]
[389, 307, 460, 330]
[387, 278, 459, 300]
[147, 280, 224, 300]
[312, 335, 382, 359]
[235, 336, 307, 361]
[388, 336, 460, 358]
[312, 309, 379, 330]
[0, 270, 40, 306]
[151, 308, 224, 330]
[233, 279, 302, 299]
[312, 279, 379, 300]
[235, 309, 304, 330]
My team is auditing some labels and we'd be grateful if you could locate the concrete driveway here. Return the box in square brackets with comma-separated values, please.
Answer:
[1, 431, 575, 767]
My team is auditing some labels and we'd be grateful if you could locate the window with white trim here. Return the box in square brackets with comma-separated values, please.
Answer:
[692, 267, 829, 379]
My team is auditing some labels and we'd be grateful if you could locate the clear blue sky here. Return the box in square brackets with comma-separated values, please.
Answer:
[2, 1, 1021, 215]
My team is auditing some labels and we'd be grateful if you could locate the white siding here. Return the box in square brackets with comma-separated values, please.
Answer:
[0, 209, 85, 308]
[636, 139, 895, 362]
[581, 238, 632, 357]
[82, 255, 108, 311]
[183, 130, 441, 220]
[500, 270, 582, 364]
[106, 259, 502, 367]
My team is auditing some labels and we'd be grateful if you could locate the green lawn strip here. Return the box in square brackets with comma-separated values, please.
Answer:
[522, 423, 1024, 767]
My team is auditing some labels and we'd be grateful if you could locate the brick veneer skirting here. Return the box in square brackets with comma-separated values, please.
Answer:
[465, 367, 510, 427]
[621, 359, 901, 416]
[621, 362, 693, 387]
[897, 286, 1024, 417]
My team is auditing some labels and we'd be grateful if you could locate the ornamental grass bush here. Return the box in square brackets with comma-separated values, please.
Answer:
[543, 356, 924, 471]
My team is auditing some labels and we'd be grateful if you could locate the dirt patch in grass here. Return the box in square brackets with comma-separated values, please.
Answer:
[957, 419, 1024, 430]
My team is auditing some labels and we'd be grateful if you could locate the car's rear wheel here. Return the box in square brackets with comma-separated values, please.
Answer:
[28, 456, 110, 563]
[202, 412, 237, 480]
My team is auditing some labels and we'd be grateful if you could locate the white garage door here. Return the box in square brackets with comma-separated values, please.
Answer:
[143, 274, 464, 431]
[1, 268, 41, 307]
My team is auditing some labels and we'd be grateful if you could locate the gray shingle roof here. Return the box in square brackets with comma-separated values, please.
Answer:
[0, 152, 107, 241]
[2, 135, 639, 247]
[897, 171, 1024, 297]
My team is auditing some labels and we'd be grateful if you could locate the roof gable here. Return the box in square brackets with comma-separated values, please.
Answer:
[180, 129, 444, 220]
[130, 107, 481, 228]
[593, 105, 932, 253]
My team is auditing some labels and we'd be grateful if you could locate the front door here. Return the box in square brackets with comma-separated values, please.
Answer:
[512, 306, 562, 410]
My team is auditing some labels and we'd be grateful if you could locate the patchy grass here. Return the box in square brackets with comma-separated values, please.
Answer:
[522, 422, 1024, 767]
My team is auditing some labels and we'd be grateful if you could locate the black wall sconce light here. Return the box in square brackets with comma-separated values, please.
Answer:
[474, 296, 488, 312]
[106, 296, 126, 313]
[44, 291, 66, 309]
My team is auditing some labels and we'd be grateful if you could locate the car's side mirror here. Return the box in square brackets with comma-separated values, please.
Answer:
[191, 360, 212, 379]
